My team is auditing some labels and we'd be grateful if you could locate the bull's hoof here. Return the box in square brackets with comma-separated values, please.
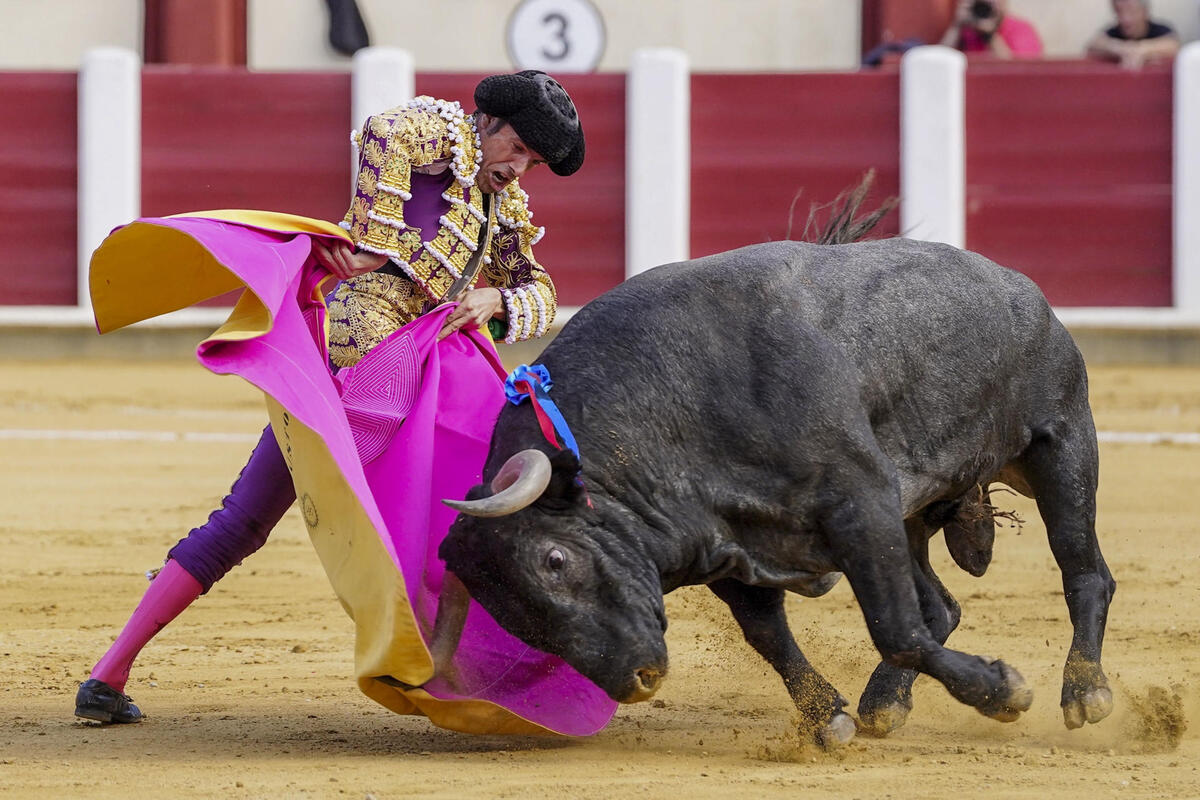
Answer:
[856, 700, 911, 737]
[815, 712, 857, 749]
[978, 661, 1033, 722]
[1063, 686, 1114, 729]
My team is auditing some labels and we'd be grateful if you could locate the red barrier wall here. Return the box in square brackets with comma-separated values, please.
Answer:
[690, 72, 901, 259]
[965, 61, 1173, 306]
[140, 68, 350, 307]
[416, 74, 626, 306]
[141, 69, 624, 308]
[0, 66, 1177, 310]
[0, 73, 77, 305]
[141, 68, 350, 220]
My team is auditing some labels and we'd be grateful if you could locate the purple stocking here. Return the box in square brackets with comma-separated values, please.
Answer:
[168, 426, 296, 591]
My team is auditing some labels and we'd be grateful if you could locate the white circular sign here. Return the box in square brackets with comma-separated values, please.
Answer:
[506, 0, 606, 73]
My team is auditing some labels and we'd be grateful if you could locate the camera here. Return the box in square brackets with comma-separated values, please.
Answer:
[970, 0, 995, 19]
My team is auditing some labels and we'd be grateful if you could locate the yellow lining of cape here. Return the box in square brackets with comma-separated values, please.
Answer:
[89, 211, 349, 335]
[167, 209, 351, 240]
[266, 398, 555, 736]
[91, 210, 553, 734]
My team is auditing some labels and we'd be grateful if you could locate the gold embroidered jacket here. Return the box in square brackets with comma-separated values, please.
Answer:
[328, 97, 556, 367]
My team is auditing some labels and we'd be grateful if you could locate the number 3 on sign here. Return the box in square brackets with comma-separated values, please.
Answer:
[507, 0, 606, 73]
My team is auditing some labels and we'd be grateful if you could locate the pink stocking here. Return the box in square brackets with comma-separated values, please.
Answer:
[89, 559, 203, 692]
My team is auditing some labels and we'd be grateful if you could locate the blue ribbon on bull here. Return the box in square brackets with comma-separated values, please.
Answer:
[504, 364, 581, 462]
[504, 365, 591, 505]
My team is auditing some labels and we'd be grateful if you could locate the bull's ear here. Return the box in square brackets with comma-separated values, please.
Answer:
[541, 448, 585, 506]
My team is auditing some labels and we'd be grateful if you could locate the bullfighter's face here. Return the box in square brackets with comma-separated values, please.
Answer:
[440, 504, 670, 703]
[475, 114, 547, 194]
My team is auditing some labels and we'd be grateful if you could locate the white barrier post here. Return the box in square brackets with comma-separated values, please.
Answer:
[352, 47, 414, 133]
[626, 48, 690, 278]
[1174, 42, 1200, 315]
[900, 46, 966, 248]
[78, 47, 140, 310]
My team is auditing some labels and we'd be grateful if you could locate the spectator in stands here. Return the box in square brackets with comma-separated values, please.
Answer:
[1086, 0, 1180, 69]
[940, 0, 1044, 59]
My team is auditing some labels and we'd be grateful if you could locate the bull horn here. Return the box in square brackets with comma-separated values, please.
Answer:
[443, 448, 552, 517]
[429, 573, 470, 676]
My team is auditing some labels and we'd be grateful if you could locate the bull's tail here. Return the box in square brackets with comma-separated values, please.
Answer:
[789, 169, 898, 245]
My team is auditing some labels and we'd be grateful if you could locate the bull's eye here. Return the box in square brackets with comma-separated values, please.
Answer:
[545, 547, 566, 571]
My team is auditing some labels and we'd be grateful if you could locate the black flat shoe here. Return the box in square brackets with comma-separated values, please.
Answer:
[74, 679, 143, 724]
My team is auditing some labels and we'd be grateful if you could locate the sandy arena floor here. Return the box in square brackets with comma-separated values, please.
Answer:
[1, 357, 1198, 799]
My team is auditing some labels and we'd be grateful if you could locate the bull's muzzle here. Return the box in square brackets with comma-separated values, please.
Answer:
[621, 666, 667, 703]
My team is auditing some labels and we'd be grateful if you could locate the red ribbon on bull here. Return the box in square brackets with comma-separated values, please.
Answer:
[504, 363, 580, 459]
[504, 364, 590, 505]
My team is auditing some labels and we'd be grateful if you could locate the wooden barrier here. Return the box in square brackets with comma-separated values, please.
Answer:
[0, 63, 1183, 311]
[0, 73, 77, 305]
[690, 72, 902, 258]
[965, 61, 1173, 307]
[141, 69, 350, 221]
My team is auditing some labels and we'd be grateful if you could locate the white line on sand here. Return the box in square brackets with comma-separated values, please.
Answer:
[0, 429, 260, 443]
[1096, 431, 1200, 445]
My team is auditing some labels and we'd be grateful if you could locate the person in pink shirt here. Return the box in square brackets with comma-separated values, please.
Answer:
[940, 0, 1044, 59]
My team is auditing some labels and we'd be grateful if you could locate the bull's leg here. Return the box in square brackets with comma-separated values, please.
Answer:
[707, 578, 855, 748]
[1015, 421, 1115, 729]
[823, 495, 1033, 723]
[857, 518, 963, 736]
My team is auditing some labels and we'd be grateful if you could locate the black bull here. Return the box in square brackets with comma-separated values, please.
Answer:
[438, 237, 1115, 747]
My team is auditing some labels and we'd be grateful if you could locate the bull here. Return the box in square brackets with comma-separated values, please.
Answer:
[437, 214, 1115, 748]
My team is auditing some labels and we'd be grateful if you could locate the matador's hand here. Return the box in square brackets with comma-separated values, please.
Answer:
[312, 240, 388, 280]
[438, 288, 504, 341]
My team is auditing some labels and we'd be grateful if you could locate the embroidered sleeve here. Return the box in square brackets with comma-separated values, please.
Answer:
[343, 104, 456, 259]
[344, 109, 420, 257]
[341, 99, 485, 301]
[481, 178, 556, 342]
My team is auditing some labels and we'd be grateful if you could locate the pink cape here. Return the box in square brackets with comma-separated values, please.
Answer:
[89, 213, 617, 736]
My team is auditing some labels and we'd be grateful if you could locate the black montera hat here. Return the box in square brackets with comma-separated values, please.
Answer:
[474, 70, 585, 177]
